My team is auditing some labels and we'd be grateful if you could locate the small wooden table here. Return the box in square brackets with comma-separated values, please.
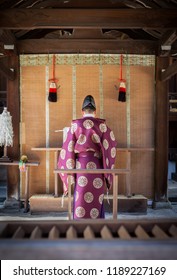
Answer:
[0, 160, 40, 212]
[54, 168, 130, 220]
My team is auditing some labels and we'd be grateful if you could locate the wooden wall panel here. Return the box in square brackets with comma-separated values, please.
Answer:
[20, 66, 46, 196]
[130, 66, 155, 147]
[20, 55, 155, 199]
[129, 66, 155, 198]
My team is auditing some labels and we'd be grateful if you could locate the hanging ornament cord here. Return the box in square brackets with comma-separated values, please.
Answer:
[48, 55, 59, 102]
[118, 54, 126, 102]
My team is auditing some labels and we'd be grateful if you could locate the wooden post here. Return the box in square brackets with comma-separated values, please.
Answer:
[54, 151, 59, 197]
[24, 166, 29, 212]
[6, 55, 20, 206]
[154, 56, 169, 206]
[125, 151, 131, 197]
[113, 174, 118, 220]
[68, 175, 72, 220]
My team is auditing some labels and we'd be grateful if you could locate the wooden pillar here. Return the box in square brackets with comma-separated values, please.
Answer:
[154, 56, 169, 206]
[6, 55, 20, 206]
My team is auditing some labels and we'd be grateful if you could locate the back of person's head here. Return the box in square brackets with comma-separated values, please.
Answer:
[82, 95, 96, 112]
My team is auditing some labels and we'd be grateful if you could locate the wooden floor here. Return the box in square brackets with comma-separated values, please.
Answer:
[0, 219, 177, 260]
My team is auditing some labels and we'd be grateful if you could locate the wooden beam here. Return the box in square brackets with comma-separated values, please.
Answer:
[161, 59, 177, 81]
[0, 29, 17, 55]
[0, 9, 177, 29]
[158, 29, 177, 56]
[0, 59, 15, 80]
[17, 39, 157, 54]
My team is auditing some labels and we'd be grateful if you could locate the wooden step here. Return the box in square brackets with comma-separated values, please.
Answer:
[29, 194, 147, 214]
[104, 194, 147, 213]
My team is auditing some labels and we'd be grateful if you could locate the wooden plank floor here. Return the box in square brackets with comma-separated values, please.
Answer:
[0, 219, 177, 259]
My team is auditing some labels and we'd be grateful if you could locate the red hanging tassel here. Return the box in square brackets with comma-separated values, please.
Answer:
[48, 55, 58, 102]
[48, 81, 57, 102]
[118, 54, 126, 102]
[118, 80, 126, 102]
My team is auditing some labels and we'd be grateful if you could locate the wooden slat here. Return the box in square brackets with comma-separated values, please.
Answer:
[152, 225, 169, 239]
[100, 225, 113, 239]
[118, 225, 131, 239]
[1, 9, 177, 29]
[83, 226, 95, 239]
[12, 226, 25, 239]
[30, 226, 42, 239]
[32, 147, 154, 151]
[66, 226, 77, 239]
[0, 161, 40, 166]
[17, 39, 156, 55]
[48, 226, 59, 239]
[135, 225, 150, 239]
[169, 225, 177, 238]
[54, 168, 130, 174]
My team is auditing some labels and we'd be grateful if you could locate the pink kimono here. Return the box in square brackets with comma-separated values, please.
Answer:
[58, 116, 117, 219]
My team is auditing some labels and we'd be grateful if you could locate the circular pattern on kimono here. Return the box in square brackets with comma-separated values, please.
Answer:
[77, 134, 86, 145]
[68, 140, 75, 152]
[66, 158, 75, 169]
[99, 194, 104, 204]
[110, 131, 115, 141]
[75, 206, 85, 218]
[60, 149, 66, 160]
[103, 139, 109, 150]
[93, 178, 103, 189]
[111, 147, 116, 158]
[83, 119, 94, 129]
[106, 158, 109, 166]
[99, 123, 107, 133]
[76, 160, 81, 169]
[86, 161, 97, 169]
[84, 192, 94, 203]
[91, 133, 100, 143]
[90, 208, 99, 219]
[75, 191, 79, 202]
[78, 176, 88, 187]
[71, 122, 77, 134]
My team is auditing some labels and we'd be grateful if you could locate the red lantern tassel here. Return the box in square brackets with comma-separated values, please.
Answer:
[118, 54, 126, 102]
[118, 81, 126, 102]
[48, 55, 58, 102]
[48, 81, 57, 102]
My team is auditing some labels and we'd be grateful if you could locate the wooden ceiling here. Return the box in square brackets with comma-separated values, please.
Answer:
[0, 0, 177, 56]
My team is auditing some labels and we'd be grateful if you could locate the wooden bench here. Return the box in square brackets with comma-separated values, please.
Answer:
[54, 168, 130, 220]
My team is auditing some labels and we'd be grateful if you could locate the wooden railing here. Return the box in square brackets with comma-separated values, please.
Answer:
[0, 161, 40, 212]
[32, 147, 154, 199]
[54, 168, 130, 220]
